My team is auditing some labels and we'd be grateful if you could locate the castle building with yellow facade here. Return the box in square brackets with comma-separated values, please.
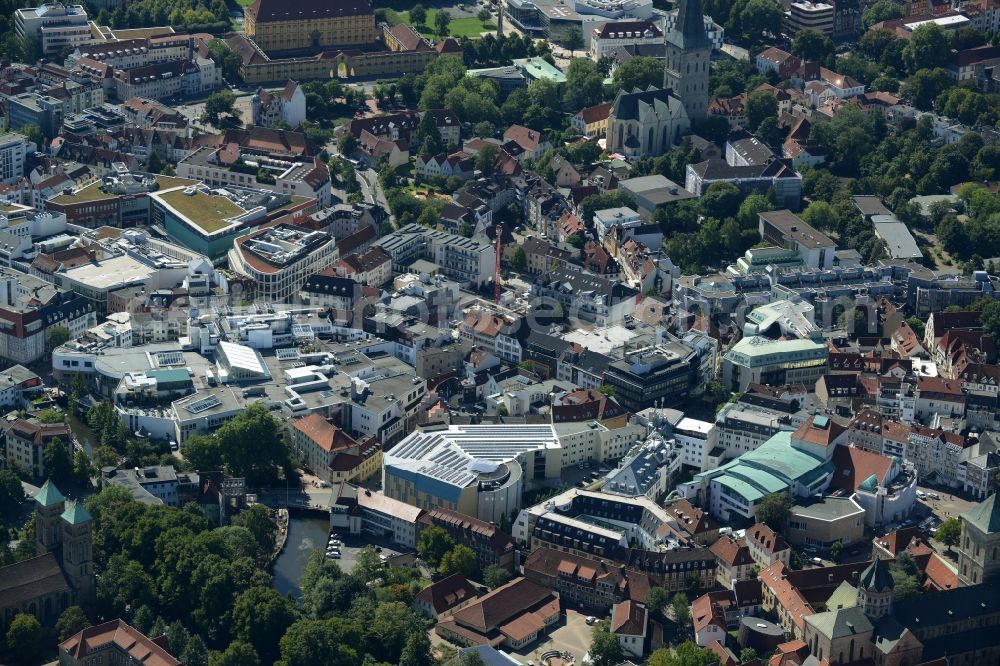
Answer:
[244, 0, 380, 53]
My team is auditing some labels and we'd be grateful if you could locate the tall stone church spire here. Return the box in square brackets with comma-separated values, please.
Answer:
[664, 0, 712, 123]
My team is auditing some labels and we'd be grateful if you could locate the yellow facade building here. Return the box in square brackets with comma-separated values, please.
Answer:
[245, 0, 380, 53]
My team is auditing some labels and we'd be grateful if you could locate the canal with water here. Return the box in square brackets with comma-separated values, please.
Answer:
[271, 515, 329, 597]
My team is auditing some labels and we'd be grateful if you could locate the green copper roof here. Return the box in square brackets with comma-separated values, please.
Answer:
[859, 558, 895, 592]
[61, 500, 93, 526]
[34, 479, 65, 507]
[962, 493, 1000, 534]
[859, 474, 879, 493]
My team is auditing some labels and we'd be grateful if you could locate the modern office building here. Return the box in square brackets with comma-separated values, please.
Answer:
[15, 3, 91, 57]
[382, 424, 562, 523]
[603, 338, 709, 412]
[784, 2, 835, 36]
[0, 134, 32, 186]
[722, 336, 828, 393]
[227, 224, 337, 301]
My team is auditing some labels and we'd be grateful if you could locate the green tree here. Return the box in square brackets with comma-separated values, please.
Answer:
[562, 28, 584, 56]
[417, 525, 455, 567]
[905, 316, 926, 338]
[648, 640, 716, 666]
[563, 58, 604, 110]
[801, 200, 840, 232]
[902, 68, 952, 110]
[46, 325, 71, 352]
[612, 56, 663, 93]
[399, 628, 433, 666]
[746, 90, 778, 131]
[735, 0, 785, 47]
[863, 0, 905, 27]
[181, 634, 209, 666]
[5, 613, 42, 665]
[589, 622, 626, 666]
[646, 586, 669, 618]
[756, 492, 792, 530]
[410, 4, 426, 25]
[18, 123, 45, 146]
[671, 592, 691, 629]
[483, 564, 513, 589]
[36, 408, 65, 424]
[145, 151, 165, 174]
[210, 640, 260, 666]
[740, 648, 759, 663]
[353, 545, 384, 583]
[935, 517, 961, 552]
[277, 618, 357, 666]
[830, 540, 844, 562]
[903, 23, 952, 74]
[700, 182, 742, 219]
[477, 8, 492, 25]
[214, 403, 287, 484]
[233, 504, 277, 561]
[43, 436, 73, 483]
[56, 605, 90, 641]
[182, 434, 222, 471]
[414, 112, 443, 156]
[73, 449, 93, 486]
[510, 246, 527, 273]
[232, 586, 296, 664]
[475, 144, 499, 176]
[434, 10, 452, 37]
[439, 544, 477, 577]
[0, 468, 24, 513]
[978, 299, 1000, 341]
[202, 90, 239, 126]
[791, 29, 834, 61]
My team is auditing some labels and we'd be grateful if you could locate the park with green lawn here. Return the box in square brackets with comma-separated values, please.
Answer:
[396, 5, 496, 40]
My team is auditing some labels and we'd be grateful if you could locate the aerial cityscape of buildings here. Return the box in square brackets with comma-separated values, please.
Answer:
[0, 0, 999, 664]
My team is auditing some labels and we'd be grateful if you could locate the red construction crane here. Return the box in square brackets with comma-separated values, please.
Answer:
[494, 224, 502, 303]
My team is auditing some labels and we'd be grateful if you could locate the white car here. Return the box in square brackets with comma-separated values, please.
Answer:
[585, 616, 597, 625]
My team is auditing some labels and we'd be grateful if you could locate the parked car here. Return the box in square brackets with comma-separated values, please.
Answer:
[585, 616, 597, 625]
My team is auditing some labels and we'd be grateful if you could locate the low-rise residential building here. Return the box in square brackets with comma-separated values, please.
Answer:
[746, 522, 791, 568]
[710, 536, 755, 588]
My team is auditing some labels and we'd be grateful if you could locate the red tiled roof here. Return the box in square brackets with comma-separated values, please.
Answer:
[710, 536, 754, 567]
[415, 573, 479, 614]
[291, 413, 358, 453]
[611, 599, 647, 635]
[829, 445, 893, 494]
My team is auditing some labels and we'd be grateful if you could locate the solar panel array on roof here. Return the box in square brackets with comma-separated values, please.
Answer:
[184, 394, 221, 414]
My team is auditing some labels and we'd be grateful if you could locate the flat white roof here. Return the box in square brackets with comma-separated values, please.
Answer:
[62, 254, 158, 290]
[218, 341, 266, 376]
[676, 417, 713, 435]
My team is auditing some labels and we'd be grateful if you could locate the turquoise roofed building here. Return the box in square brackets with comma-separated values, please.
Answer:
[681, 416, 848, 523]
[683, 429, 835, 523]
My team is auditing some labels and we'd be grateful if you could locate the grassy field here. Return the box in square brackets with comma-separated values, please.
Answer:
[397, 8, 495, 39]
[236, 0, 254, 6]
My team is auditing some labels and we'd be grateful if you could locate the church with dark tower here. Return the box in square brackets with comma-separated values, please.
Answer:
[664, 0, 712, 124]
[0, 480, 95, 634]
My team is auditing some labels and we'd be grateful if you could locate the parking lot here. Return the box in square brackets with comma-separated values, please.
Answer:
[918, 485, 976, 522]
[323, 529, 404, 574]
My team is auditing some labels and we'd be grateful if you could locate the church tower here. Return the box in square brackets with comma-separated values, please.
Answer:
[857, 558, 894, 619]
[664, 0, 712, 124]
[60, 500, 96, 608]
[34, 479, 65, 557]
